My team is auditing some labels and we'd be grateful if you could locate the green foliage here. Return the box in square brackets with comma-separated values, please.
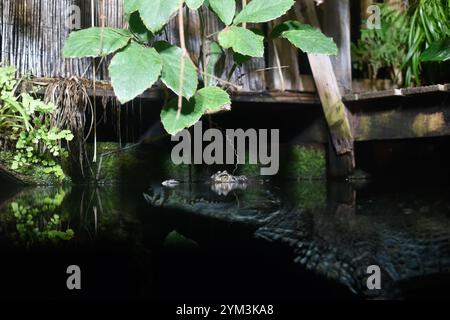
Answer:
[10, 188, 74, 243]
[124, 0, 140, 15]
[403, 0, 450, 85]
[218, 26, 265, 57]
[287, 146, 326, 180]
[272, 21, 338, 55]
[161, 87, 231, 135]
[63, 27, 133, 58]
[155, 41, 199, 99]
[352, 5, 408, 83]
[128, 12, 154, 44]
[63, 0, 336, 136]
[234, 0, 295, 25]
[209, 0, 236, 26]
[0, 67, 32, 137]
[109, 42, 162, 103]
[421, 38, 450, 62]
[137, 0, 181, 33]
[204, 41, 225, 86]
[0, 66, 73, 182]
[186, 0, 205, 10]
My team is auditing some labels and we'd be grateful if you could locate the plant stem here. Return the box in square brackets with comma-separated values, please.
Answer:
[176, 2, 187, 121]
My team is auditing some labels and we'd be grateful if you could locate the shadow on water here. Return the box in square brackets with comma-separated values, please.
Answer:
[0, 176, 449, 301]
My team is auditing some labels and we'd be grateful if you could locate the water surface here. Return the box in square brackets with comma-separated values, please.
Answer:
[0, 178, 449, 300]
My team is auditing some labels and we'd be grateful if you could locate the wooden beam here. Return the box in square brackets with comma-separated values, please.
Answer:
[323, 0, 352, 94]
[352, 95, 450, 141]
[295, 0, 355, 177]
[25, 78, 320, 105]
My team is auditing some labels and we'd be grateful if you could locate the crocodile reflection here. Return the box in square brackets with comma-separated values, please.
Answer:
[144, 181, 450, 299]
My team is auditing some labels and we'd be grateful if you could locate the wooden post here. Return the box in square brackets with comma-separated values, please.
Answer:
[323, 0, 352, 95]
[361, 0, 374, 20]
[294, 0, 355, 177]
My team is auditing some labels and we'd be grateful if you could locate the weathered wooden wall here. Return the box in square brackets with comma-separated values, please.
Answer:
[0, 0, 124, 80]
[0, 0, 309, 92]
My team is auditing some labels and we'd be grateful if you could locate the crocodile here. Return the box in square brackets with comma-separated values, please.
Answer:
[161, 171, 252, 196]
[144, 181, 450, 299]
[145, 175, 282, 225]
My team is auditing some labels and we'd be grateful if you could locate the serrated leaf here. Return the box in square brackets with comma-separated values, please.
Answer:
[124, 0, 140, 15]
[195, 87, 231, 113]
[161, 98, 203, 136]
[138, 0, 181, 33]
[63, 27, 132, 58]
[161, 87, 231, 135]
[271, 20, 303, 38]
[155, 41, 198, 99]
[109, 42, 162, 104]
[274, 22, 338, 55]
[209, 0, 236, 25]
[186, 0, 205, 10]
[234, 0, 295, 25]
[421, 38, 450, 62]
[218, 26, 264, 57]
[128, 12, 153, 44]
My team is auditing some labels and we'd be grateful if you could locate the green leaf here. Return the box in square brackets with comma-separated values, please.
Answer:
[129, 12, 153, 44]
[194, 87, 231, 113]
[63, 27, 132, 58]
[209, 0, 236, 26]
[273, 21, 338, 55]
[420, 38, 450, 62]
[160, 87, 231, 135]
[124, 0, 140, 15]
[109, 42, 162, 104]
[161, 98, 203, 136]
[205, 41, 225, 86]
[234, 0, 295, 25]
[186, 0, 205, 10]
[218, 26, 264, 57]
[233, 52, 251, 65]
[137, 0, 181, 33]
[271, 20, 304, 38]
[155, 41, 198, 99]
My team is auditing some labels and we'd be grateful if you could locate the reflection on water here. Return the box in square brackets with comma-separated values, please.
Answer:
[6, 188, 74, 244]
[0, 179, 449, 300]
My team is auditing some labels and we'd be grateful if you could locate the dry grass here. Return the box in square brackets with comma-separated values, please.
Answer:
[44, 76, 93, 176]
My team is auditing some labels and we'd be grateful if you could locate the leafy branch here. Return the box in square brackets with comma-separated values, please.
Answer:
[63, 0, 337, 136]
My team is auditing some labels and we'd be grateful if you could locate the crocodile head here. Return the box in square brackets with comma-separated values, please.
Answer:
[211, 171, 248, 184]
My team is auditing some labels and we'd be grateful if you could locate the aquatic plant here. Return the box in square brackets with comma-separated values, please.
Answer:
[0, 65, 74, 182]
[63, 0, 337, 136]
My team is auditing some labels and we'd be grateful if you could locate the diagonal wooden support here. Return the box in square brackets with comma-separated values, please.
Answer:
[294, 0, 355, 176]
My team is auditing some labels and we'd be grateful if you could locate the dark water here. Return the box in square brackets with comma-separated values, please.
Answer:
[0, 177, 449, 301]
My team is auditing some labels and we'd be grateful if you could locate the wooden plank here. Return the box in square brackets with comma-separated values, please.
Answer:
[323, 0, 352, 94]
[267, 11, 304, 92]
[26, 77, 450, 105]
[25, 77, 320, 104]
[353, 101, 450, 141]
[294, 0, 354, 177]
[345, 84, 450, 102]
